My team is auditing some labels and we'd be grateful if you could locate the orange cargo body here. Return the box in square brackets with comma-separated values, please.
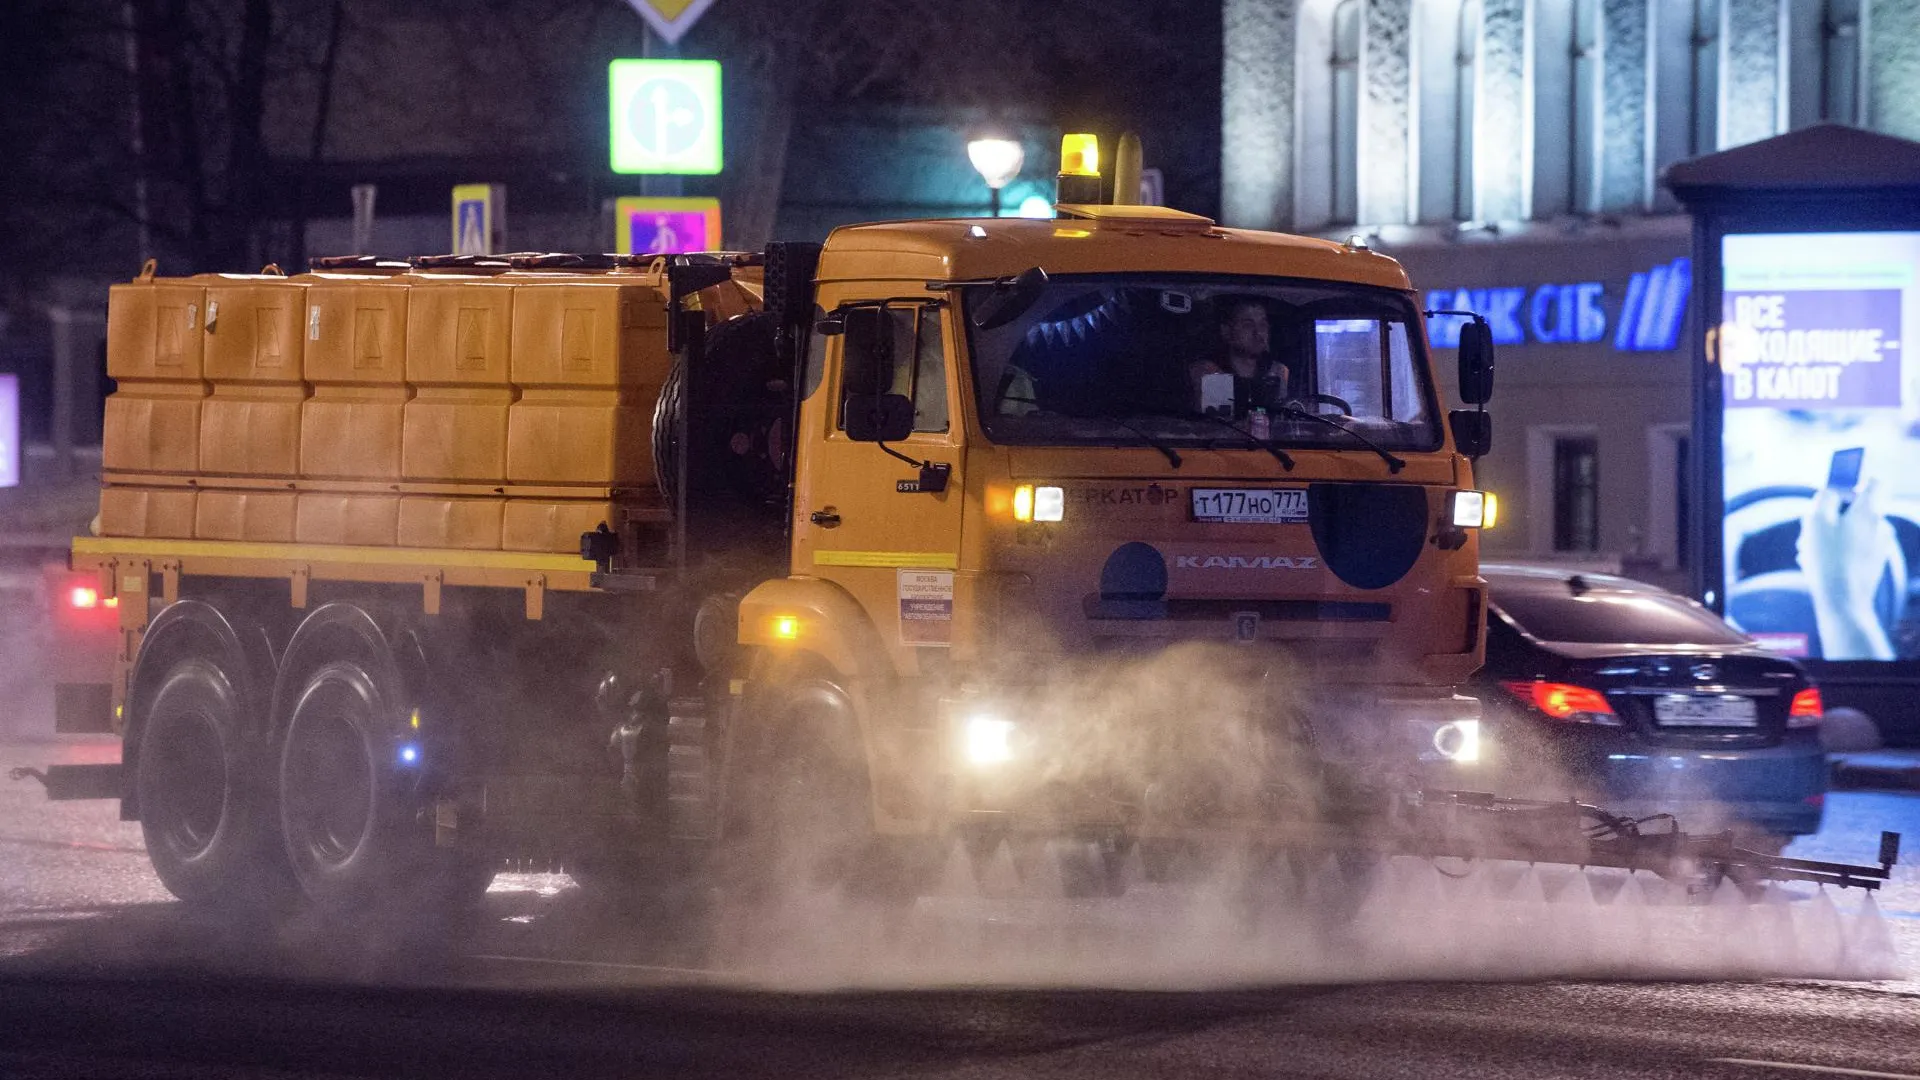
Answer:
[295, 493, 401, 547]
[300, 274, 410, 480]
[505, 279, 667, 488]
[99, 485, 197, 539]
[195, 489, 298, 543]
[403, 278, 514, 484]
[89, 261, 722, 557]
[502, 499, 623, 553]
[103, 278, 207, 478]
[198, 275, 308, 479]
[398, 495, 505, 550]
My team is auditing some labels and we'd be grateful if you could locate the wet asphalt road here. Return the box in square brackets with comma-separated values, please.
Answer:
[4, 735, 1920, 1079]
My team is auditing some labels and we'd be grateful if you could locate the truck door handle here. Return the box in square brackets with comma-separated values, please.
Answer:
[809, 508, 841, 528]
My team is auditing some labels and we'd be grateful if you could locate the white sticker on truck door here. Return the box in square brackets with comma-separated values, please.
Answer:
[897, 569, 954, 646]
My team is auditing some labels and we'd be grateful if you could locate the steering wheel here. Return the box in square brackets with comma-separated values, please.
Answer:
[1284, 394, 1353, 416]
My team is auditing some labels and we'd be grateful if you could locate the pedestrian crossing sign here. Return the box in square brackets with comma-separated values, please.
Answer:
[609, 59, 723, 175]
[615, 197, 723, 255]
[451, 184, 503, 255]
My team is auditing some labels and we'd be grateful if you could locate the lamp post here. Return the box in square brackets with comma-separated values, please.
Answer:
[967, 136, 1024, 218]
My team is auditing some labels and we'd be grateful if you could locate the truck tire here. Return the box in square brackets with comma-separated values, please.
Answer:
[278, 660, 482, 913]
[136, 659, 287, 909]
[734, 678, 932, 907]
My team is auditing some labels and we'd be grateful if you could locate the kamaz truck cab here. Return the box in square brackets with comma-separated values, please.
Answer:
[736, 150, 1499, 870]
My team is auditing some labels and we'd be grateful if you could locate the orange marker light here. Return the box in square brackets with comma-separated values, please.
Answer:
[1012, 484, 1035, 522]
[1059, 134, 1100, 177]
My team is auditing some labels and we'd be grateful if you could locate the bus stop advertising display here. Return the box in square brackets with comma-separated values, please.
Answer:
[1668, 125, 1920, 726]
[1716, 231, 1920, 662]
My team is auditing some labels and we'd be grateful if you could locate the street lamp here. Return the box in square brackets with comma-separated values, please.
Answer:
[967, 136, 1024, 218]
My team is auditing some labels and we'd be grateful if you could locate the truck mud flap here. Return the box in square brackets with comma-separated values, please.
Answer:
[10, 763, 124, 801]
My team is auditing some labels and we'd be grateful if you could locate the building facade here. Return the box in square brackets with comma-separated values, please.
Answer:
[1222, 0, 1918, 583]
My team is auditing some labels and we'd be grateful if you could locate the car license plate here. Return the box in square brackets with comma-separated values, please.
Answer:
[1652, 694, 1758, 727]
[1192, 488, 1309, 524]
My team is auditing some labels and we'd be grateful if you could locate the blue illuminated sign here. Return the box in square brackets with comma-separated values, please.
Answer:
[1426, 257, 1691, 353]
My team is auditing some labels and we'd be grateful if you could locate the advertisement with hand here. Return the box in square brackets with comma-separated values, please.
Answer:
[1718, 232, 1920, 661]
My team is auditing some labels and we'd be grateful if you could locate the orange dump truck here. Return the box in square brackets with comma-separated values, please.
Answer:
[44, 161, 1512, 913]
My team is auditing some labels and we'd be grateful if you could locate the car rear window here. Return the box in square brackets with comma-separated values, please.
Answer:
[1491, 585, 1752, 645]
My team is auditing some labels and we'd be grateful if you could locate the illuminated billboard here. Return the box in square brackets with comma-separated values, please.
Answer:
[1717, 231, 1920, 661]
[0, 374, 16, 488]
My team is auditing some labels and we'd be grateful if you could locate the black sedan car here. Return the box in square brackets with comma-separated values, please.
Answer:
[1475, 564, 1827, 844]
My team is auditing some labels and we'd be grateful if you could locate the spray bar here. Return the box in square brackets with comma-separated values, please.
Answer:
[1130, 790, 1899, 893]
[1392, 790, 1902, 892]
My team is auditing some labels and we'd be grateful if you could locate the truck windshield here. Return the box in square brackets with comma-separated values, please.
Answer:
[967, 274, 1442, 452]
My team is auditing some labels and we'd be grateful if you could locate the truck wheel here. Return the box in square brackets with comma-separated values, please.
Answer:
[738, 679, 931, 907]
[136, 659, 286, 909]
[278, 660, 478, 913]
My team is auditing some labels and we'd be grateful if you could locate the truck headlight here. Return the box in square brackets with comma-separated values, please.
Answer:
[963, 713, 1016, 765]
[1013, 485, 1065, 523]
[1450, 490, 1487, 528]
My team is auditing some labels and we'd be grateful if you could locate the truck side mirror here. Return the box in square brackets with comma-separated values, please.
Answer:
[843, 393, 914, 443]
[1458, 320, 1495, 404]
[1449, 410, 1492, 458]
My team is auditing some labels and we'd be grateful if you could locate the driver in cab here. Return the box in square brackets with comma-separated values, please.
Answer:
[1188, 298, 1290, 418]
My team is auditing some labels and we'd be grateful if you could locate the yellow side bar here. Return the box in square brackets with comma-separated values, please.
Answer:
[72, 536, 597, 575]
[812, 550, 959, 569]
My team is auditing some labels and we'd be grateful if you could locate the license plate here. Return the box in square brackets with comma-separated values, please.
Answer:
[1652, 694, 1758, 727]
[1192, 488, 1309, 524]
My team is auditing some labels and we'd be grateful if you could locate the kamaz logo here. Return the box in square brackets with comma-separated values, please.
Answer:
[1174, 555, 1320, 570]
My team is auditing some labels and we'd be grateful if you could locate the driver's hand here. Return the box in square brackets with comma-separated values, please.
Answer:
[1797, 480, 1900, 656]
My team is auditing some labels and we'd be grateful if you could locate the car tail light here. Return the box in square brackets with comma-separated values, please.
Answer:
[1788, 687, 1823, 728]
[1499, 680, 1622, 725]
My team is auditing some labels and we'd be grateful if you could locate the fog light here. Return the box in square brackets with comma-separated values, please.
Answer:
[1432, 719, 1480, 763]
[964, 714, 1016, 765]
[770, 614, 800, 641]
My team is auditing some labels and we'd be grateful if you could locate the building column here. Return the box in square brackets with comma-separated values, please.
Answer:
[1867, 0, 1920, 138]
[1598, 0, 1651, 211]
[1475, 0, 1530, 221]
[1719, 0, 1785, 148]
[1221, 0, 1297, 230]
[1359, 0, 1414, 225]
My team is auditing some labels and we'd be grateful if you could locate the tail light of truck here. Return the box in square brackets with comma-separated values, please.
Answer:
[68, 585, 117, 610]
[1499, 680, 1621, 725]
[1788, 687, 1823, 728]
